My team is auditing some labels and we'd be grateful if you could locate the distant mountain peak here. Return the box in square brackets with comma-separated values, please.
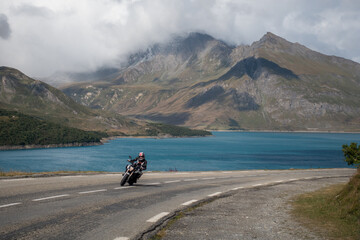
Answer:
[127, 31, 231, 67]
[182, 32, 215, 42]
[257, 32, 289, 46]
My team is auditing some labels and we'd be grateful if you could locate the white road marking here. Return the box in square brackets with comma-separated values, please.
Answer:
[164, 180, 181, 184]
[181, 199, 198, 206]
[79, 189, 107, 194]
[231, 187, 244, 190]
[184, 178, 198, 181]
[113, 237, 129, 240]
[274, 180, 284, 183]
[114, 186, 132, 190]
[208, 192, 222, 197]
[252, 184, 263, 187]
[0, 202, 22, 208]
[146, 212, 170, 223]
[201, 177, 215, 180]
[3, 178, 34, 182]
[60, 175, 84, 178]
[33, 194, 70, 202]
[289, 178, 298, 181]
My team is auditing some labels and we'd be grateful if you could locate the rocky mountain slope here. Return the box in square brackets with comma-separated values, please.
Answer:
[0, 67, 148, 135]
[0, 66, 211, 138]
[62, 32, 360, 131]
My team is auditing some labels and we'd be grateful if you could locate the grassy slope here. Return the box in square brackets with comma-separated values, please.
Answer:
[292, 169, 360, 239]
[0, 109, 107, 146]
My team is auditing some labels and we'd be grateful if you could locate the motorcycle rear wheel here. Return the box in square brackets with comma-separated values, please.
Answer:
[128, 176, 135, 186]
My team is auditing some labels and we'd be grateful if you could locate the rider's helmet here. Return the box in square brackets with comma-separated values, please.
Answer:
[138, 152, 145, 159]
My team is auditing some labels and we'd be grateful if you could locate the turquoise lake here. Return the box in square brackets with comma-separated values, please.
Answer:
[0, 132, 359, 172]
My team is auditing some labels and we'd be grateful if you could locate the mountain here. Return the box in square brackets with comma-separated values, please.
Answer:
[0, 66, 149, 136]
[0, 66, 211, 139]
[61, 32, 360, 131]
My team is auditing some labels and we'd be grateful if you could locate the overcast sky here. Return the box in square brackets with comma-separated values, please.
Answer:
[0, 0, 359, 78]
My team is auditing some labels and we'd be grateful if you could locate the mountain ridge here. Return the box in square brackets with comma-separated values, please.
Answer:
[59, 32, 360, 131]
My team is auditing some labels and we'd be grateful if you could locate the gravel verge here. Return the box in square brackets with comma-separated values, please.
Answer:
[144, 177, 350, 240]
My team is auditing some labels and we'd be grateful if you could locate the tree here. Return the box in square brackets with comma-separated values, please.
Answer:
[342, 142, 360, 168]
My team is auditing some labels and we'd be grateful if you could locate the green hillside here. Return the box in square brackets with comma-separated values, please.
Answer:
[0, 109, 107, 147]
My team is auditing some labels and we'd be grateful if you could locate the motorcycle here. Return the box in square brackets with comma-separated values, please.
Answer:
[120, 156, 143, 186]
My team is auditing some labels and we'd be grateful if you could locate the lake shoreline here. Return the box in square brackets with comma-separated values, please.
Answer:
[0, 142, 103, 151]
[211, 129, 360, 134]
[0, 134, 212, 151]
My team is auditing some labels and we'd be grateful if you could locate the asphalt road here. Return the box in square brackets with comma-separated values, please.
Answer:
[0, 168, 356, 240]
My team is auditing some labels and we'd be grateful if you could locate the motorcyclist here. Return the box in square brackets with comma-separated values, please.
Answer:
[127, 152, 147, 181]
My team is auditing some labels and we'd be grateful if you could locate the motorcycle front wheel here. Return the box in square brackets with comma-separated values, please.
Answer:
[120, 174, 129, 186]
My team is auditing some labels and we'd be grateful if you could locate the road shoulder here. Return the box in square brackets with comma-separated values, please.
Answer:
[144, 177, 349, 240]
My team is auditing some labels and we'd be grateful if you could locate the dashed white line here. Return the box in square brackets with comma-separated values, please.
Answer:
[33, 194, 70, 202]
[0, 202, 22, 208]
[274, 180, 284, 183]
[164, 180, 181, 184]
[113, 237, 129, 240]
[3, 178, 34, 182]
[231, 187, 244, 190]
[201, 177, 215, 180]
[208, 192, 222, 197]
[181, 199, 198, 206]
[184, 178, 198, 182]
[146, 212, 170, 223]
[114, 186, 132, 190]
[289, 178, 298, 181]
[252, 184, 263, 187]
[61, 175, 85, 178]
[79, 189, 107, 194]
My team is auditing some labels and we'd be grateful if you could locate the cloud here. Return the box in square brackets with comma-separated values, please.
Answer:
[0, 14, 11, 39]
[0, 0, 359, 78]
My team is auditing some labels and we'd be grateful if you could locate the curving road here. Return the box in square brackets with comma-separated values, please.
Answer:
[0, 168, 355, 240]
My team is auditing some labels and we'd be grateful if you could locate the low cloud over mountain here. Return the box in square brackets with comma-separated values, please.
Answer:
[0, 0, 359, 78]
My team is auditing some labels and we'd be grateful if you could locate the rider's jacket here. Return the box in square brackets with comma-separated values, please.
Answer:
[129, 157, 147, 171]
